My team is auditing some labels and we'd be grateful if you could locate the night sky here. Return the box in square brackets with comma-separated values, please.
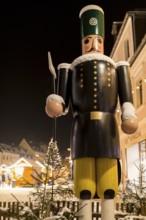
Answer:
[0, 0, 145, 154]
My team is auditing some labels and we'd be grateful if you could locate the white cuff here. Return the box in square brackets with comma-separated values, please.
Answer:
[116, 61, 129, 68]
[121, 102, 137, 120]
[46, 94, 65, 104]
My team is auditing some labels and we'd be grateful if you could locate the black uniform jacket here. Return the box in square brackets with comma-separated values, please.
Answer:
[57, 54, 133, 160]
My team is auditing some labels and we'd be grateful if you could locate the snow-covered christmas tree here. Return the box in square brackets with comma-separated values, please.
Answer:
[29, 138, 75, 219]
[122, 162, 146, 216]
[45, 138, 62, 169]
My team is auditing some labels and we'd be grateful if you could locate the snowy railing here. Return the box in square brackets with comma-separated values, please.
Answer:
[0, 201, 39, 220]
[0, 201, 98, 219]
[0, 200, 145, 219]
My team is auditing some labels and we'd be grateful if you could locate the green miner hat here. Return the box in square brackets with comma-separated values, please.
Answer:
[79, 5, 104, 39]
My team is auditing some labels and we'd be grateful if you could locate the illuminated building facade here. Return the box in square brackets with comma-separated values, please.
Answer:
[111, 9, 146, 187]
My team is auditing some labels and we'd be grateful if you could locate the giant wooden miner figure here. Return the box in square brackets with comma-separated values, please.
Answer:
[45, 5, 138, 220]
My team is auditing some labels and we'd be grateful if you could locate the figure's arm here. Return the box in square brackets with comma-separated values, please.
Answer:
[116, 61, 138, 134]
[45, 63, 71, 118]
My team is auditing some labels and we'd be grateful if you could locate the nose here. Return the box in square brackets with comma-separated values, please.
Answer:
[92, 39, 97, 50]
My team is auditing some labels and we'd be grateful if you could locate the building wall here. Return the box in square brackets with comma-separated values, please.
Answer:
[110, 12, 146, 189]
[120, 44, 146, 187]
[111, 15, 135, 62]
[0, 152, 20, 166]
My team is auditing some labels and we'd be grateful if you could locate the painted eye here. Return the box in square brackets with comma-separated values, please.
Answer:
[98, 38, 102, 44]
[84, 39, 90, 44]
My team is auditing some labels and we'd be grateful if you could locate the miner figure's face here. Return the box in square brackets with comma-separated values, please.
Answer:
[82, 34, 104, 55]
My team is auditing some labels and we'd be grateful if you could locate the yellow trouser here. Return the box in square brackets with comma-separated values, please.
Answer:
[74, 157, 118, 199]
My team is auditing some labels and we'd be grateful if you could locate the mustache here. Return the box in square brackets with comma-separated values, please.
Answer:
[86, 47, 101, 52]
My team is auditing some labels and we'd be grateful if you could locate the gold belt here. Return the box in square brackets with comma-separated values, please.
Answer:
[90, 111, 102, 120]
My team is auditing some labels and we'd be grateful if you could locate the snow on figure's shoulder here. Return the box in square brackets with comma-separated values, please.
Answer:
[70, 53, 116, 70]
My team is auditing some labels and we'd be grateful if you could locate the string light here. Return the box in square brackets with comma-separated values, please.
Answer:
[136, 78, 146, 90]
[131, 78, 146, 93]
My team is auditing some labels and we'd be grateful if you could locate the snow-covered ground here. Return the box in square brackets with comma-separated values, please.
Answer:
[0, 186, 34, 202]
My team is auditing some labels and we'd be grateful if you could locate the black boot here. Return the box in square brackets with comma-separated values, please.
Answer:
[80, 190, 91, 199]
[104, 189, 115, 199]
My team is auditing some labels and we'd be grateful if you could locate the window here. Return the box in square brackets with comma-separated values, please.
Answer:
[126, 140, 146, 181]
[139, 140, 146, 164]
[126, 144, 139, 180]
[124, 39, 130, 60]
[136, 79, 143, 108]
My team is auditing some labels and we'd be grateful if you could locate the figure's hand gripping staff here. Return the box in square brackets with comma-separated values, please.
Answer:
[45, 62, 70, 118]
[45, 52, 65, 118]
[45, 52, 67, 142]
